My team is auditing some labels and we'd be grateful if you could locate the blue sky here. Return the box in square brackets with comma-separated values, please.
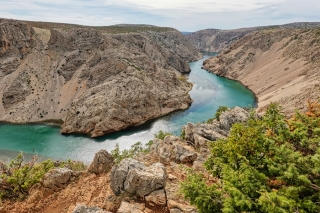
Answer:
[1, 0, 320, 31]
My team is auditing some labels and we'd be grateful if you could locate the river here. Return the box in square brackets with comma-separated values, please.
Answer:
[0, 52, 255, 163]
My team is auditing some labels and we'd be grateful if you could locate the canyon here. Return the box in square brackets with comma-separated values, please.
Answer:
[0, 19, 201, 137]
[1, 18, 320, 213]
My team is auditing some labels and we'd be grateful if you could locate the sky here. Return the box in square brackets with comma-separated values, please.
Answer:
[1, 0, 320, 31]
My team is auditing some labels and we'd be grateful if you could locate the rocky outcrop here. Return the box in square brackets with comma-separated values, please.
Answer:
[88, 150, 114, 174]
[42, 168, 75, 191]
[219, 106, 250, 132]
[73, 205, 110, 213]
[203, 28, 320, 115]
[110, 158, 166, 198]
[0, 18, 200, 137]
[185, 106, 250, 146]
[150, 136, 198, 164]
[0, 19, 35, 58]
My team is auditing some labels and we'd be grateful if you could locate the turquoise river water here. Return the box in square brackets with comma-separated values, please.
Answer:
[0, 52, 255, 163]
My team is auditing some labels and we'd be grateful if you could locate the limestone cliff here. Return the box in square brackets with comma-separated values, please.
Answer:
[203, 28, 320, 115]
[0, 19, 201, 137]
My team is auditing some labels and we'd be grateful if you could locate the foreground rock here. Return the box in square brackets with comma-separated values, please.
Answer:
[117, 202, 148, 213]
[110, 158, 166, 198]
[0, 18, 201, 137]
[150, 136, 198, 164]
[43, 168, 77, 191]
[185, 106, 250, 146]
[88, 150, 114, 174]
[73, 205, 110, 213]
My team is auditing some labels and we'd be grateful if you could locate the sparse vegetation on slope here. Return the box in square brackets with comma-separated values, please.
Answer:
[181, 101, 320, 213]
[0, 153, 86, 201]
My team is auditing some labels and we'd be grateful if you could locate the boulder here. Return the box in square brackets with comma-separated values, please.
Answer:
[110, 158, 166, 198]
[168, 200, 198, 213]
[88, 150, 114, 174]
[145, 189, 167, 206]
[185, 122, 226, 145]
[43, 168, 72, 191]
[185, 123, 195, 142]
[151, 136, 198, 164]
[117, 202, 145, 213]
[73, 205, 110, 213]
[174, 144, 197, 163]
[219, 106, 250, 132]
[193, 134, 208, 148]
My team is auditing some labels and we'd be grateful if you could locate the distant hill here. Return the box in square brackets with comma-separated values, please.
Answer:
[186, 22, 320, 52]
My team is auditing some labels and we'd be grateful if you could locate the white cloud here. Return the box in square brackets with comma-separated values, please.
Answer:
[1, 0, 320, 31]
[117, 0, 287, 12]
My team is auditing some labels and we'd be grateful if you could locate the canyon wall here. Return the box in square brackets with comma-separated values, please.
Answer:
[0, 19, 201, 137]
[202, 27, 320, 115]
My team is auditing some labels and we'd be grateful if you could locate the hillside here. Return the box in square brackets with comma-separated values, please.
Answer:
[2, 106, 252, 213]
[186, 22, 320, 52]
[0, 18, 201, 137]
[203, 27, 320, 115]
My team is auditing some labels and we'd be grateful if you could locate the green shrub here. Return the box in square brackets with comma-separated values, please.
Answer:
[60, 159, 87, 171]
[214, 106, 228, 121]
[206, 106, 228, 124]
[0, 153, 90, 200]
[206, 117, 214, 124]
[0, 153, 54, 199]
[181, 102, 320, 213]
[111, 141, 154, 164]
[180, 129, 186, 139]
[154, 130, 172, 140]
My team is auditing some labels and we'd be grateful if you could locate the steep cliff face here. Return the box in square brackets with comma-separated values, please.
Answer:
[203, 28, 320, 115]
[0, 19, 201, 137]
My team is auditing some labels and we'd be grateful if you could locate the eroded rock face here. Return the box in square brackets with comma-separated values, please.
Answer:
[0, 19, 200, 137]
[88, 150, 114, 174]
[0, 19, 35, 58]
[110, 158, 166, 198]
